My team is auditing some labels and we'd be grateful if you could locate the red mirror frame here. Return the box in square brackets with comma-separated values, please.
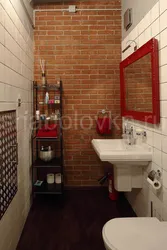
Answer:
[120, 38, 160, 124]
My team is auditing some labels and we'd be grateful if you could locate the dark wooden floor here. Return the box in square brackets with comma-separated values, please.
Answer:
[17, 189, 136, 250]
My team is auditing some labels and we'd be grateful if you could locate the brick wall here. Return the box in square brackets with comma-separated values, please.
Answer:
[34, 0, 121, 186]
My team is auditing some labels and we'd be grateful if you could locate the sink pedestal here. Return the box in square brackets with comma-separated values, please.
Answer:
[113, 165, 143, 192]
[91, 139, 152, 192]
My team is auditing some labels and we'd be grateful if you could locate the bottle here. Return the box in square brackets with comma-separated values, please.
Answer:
[45, 92, 49, 104]
[42, 73, 46, 86]
[136, 128, 143, 145]
[57, 110, 60, 119]
[36, 110, 40, 121]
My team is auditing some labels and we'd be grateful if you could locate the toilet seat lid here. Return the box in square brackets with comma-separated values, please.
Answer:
[103, 218, 167, 250]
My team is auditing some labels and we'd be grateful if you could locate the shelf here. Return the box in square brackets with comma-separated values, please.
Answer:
[35, 136, 60, 141]
[38, 101, 60, 105]
[35, 118, 61, 123]
[33, 84, 61, 91]
[32, 157, 62, 168]
[48, 102, 60, 105]
[33, 182, 63, 195]
[32, 132, 62, 141]
[32, 81, 64, 197]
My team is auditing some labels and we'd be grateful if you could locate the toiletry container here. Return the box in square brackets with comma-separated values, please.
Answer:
[45, 92, 49, 104]
[36, 110, 40, 121]
[42, 73, 46, 86]
[47, 174, 54, 184]
[55, 173, 62, 184]
[136, 128, 143, 145]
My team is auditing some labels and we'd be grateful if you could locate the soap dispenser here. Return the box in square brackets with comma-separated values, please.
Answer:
[122, 123, 127, 141]
[136, 128, 143, 145]
[127, 126, 135, 145]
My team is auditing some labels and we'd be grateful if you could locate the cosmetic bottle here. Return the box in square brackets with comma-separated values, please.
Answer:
[42, 73, 46, 86]
[45, 92, 49, 104]
[36, 110, 40, 121]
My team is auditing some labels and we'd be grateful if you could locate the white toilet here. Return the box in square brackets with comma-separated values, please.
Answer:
[103, 218, 167, 250]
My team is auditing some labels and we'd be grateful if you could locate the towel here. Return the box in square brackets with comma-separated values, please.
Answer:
[37, 124, 58, 138]
[96, 117, 112, 135]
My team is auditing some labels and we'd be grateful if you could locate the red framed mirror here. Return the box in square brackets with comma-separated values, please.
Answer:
[120, 38, 160, 124]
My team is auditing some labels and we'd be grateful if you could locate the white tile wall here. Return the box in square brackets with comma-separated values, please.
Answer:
[160, 0, 167, 14]
[160, 65, 167, 83]
[153, 133, 162, 150]
[160, 28, 167, 49]
[160, 10, 167, 32]
[151, 2, 160, 22]
[151, 18, 159, 37]
[162, 136, 167, 153]
[122, 1, 167, 221]
[0, 1, 33, 250]
[160, 46, 167, 66]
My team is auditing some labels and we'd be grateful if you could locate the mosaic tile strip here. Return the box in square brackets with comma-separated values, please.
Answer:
[0, 110, 18, 220]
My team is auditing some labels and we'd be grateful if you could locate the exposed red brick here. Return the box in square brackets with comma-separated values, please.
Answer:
[34, 0, 121, 187]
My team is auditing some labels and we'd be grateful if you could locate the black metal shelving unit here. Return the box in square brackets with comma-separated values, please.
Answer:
[31, 81, 64, 196]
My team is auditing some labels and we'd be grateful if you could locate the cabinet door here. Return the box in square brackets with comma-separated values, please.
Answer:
[0, 110, 18, 220]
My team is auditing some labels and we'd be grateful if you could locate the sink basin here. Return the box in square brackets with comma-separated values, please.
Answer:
[91, 139, 152, 165]
[92, 139, 152, 191]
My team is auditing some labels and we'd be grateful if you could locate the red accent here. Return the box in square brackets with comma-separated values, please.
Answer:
[120, 38, 160, 124]
[37, 124, 58, 138]
[108, 174, 119, 201]
[96, 117, 112, 135]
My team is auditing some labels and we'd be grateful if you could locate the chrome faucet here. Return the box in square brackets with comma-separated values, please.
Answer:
[123, 125, 135, 145]
[127, 127, 135, 145]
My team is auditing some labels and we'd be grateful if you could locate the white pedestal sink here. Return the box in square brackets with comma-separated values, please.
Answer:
[92, 139, 152, 192]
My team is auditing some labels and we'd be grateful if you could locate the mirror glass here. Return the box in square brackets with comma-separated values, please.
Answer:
[125, 53, 152, 113]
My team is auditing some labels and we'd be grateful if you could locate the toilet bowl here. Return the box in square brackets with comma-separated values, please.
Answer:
[102, 218, 167, 250]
